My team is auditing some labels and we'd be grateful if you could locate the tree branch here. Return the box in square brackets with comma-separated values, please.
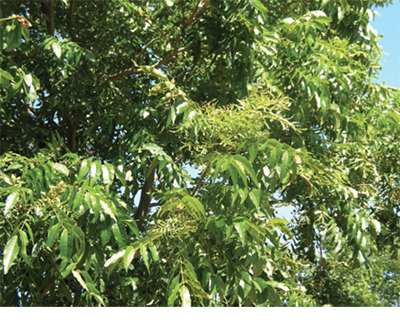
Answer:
[63, 100, 76, 153]
[187, 0, 210, 25]
[134, 22, 178, 64]
[101, 47, 188, 87]
[191, 144, 223, 197]
[135, 166, 156, 231]
[67, 0, 77, 42]
[45, 0, 54, 36]
[149, 202, 162, 208]
[40, 283, 52, 299]
[191, 164, 210, 196]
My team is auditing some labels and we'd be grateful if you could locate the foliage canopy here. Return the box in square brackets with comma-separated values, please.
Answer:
[1, 0, 399, 306]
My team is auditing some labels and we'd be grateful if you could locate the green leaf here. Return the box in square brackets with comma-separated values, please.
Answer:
[102, 164, 110, 185]
[19, 230, 33, 268]
[4, 191, 19, 214]
[234, 218, 246, 244]
[83, 50, 96, 62]
[168, 275, 181, 306]
[124, 246, 137, 271]
[8, 71, 23, 97]
[249, 143, 258, 163]
[46, 223, 61, 247]
[104, 249, 125, 268]
[93, 243, 105, 265]
[163, 0, 174, 7]
[53, 163, 69, 176]
[23, 73, 32, 87]
[72, 226, 86, 258]
[265, 227, 280, 248]
[233, 154, 258, 186]
[240, 271, 252, 286]
[3, 235, 20, 274]
[149, 241, 160, 262]
[0, 68, 14, 82]
[182, 196, 206, 220]
[59, 228, 74, 261]
[266, 280, 289, 292]
[104, 163, 115, 183]
[280, 150, 289, 182]
[251, 0, 268, 14]
[249, 189, 260, 209]
[140, 243, 150, 272]
[77, 159, 91, 181]
[179, 285, 191, 307]
[112, 220, 126, 246]
[52, 42, 62, 58]
[5, 21, 22, 52]
[100, 214, 112, 246]
[231, 160, 248, 188]
[228, 163, 238, 186]
[72, 270, 89, 292]
[21, 27, 29, 42]
[100, 199, 117, 221]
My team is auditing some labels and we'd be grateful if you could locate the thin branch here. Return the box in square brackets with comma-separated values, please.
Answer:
[79, 29, 97, 46]
[135, 37, 162, 63]
[354, 183, 379, 193]
[188, 0, 202, 22]
[191, 164, 210, 196]
[135, 23, 178, 63]
[101, 47, 188, 87]
[192, 0, 210, 21]
[101, 0, 210, 87]
[181, 0, 210, 29]
[40, 283, 52, 299]
[149, 202, 162, 208]
[152, 46, 188, 69]
[174, 155, 185, 164]
[191, 143, 222, 197]
[319, 233, 324, 273]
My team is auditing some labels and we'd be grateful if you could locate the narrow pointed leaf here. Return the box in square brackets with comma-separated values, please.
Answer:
[180, 285, 191, 307]
[19, 230, 33, 268]
[3, 235, 20, 274]
[140, 243, 150, 272]
[4, 192, 19, 214]
[59, 228, 74, 261]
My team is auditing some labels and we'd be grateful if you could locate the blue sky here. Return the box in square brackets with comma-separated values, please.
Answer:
[370, 1, 400, 88]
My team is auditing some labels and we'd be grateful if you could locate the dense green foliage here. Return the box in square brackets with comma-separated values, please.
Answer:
[1, 0, 399, 306]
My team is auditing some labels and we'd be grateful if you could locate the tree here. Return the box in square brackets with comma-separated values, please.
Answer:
[1, 0, 399, 306]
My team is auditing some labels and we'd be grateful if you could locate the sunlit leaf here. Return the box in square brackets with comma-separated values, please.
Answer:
[4, 191, 19, 214]
[3, 235, 20, 274]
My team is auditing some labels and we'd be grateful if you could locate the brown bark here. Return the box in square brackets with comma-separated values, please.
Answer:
[135, 166, 156, 230]
[44, 0, 55, 36]
[63, 101, 76, 153]
[67, 0, 77, 42]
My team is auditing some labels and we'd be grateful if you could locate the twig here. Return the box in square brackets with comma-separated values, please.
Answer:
[149, 202, 162, 208]
[101, 47, 188, 87]
[174, 155, 185, 164]
[101, 0, 210, 87]
[191, 164, 210, 196]
[191, 144, 223, 196]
